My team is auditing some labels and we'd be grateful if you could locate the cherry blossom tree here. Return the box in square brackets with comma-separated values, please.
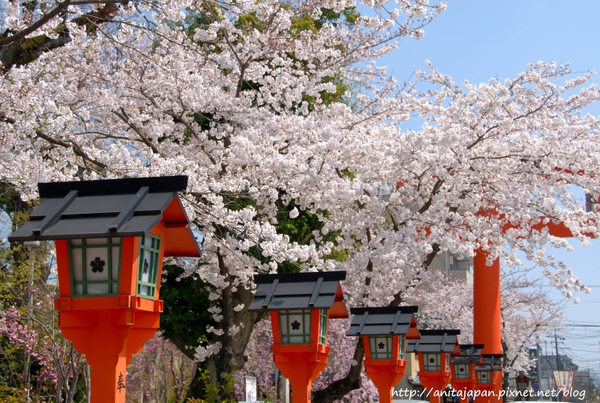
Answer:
[126, 332, 196, 403]
[499, 265, 565, 384]
[1, 0, 599, 401]
[0, 0, 133, 71]
[0, 244, 89, 403]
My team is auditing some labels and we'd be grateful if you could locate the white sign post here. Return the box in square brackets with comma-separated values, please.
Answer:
[245, 375, 257, 402]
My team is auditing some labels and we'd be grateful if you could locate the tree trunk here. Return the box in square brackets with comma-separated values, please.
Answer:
[312, 338, 365, 403]
[183, 266, 264, 401]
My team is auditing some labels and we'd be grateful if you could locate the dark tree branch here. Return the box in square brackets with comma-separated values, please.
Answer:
[1, 1, 126, 71]
[35, 129, 108, 172]
[0, 1, 71, 47]
[312, 338, 364, 403]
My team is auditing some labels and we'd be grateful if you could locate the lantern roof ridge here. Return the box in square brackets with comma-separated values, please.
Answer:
[37, 175, 188, 198]
[8, 176, 201, 258]
[248, 271, 348, 318]
[349, 305, 419, 315]
[417, 329, 461, 336]
[458, 343, 485, 349]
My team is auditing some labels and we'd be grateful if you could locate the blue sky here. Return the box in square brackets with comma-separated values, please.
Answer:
[379, 0, 600, 373]
[383, 1, 600, 86]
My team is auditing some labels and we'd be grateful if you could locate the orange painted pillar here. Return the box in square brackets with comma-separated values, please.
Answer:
[473, 248, 502, 403]
[452, 381, 476, 403]
[271, 349, 329, 403]
[418, 374, 448, 403]
[58, 309, 160, 403]
[364, 361, 406, 403]
[85, 312, 129, 403]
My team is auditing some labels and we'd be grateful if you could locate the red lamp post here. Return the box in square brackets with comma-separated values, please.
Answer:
[408, 329, 461, 403]
[248, 271, 348, 403]
[8, 176, 201, 403]
[450, 344, 484, 402]
[346, 306, 420, 403]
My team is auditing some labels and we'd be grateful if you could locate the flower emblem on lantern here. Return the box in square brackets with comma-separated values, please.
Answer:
[143, 259, 149, 274]
[291, 320, 301, 330]
[90, 257, 105, 273]
[378, 342, 386, 350]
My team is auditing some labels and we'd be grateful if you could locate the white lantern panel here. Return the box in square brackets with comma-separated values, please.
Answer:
[370, 335, 393, 360]
[454, 363, 470, 379]
[140, 251, 152, 282]
[319, 309, 328, 345]
[137, 235, 161, 299]
[86, 246, 111, 294]
[477, 370, 491, 384]
[279, 310, 311, 344]
[69, 238, 120, 296]
[71, 248, 83, 283]
[423, 352, 442, 371]
[398, 334, 406, 359]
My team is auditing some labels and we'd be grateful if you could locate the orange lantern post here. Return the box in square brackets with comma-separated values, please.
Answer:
[409, 329, 461, 403]
[347, 306, 421, 403]
[450, 343, 484, 403]
[248, 271, 348, 403]
[9, 176, 201, 403]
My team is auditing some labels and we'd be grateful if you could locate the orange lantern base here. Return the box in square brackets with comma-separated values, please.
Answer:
[475, 372, 502, 403]
[271, 344, 330, 403]
[56, 297, 162, 403]
[419, 373, 451, 403]
[451, 379, 477, 403]
[364, 359, 407, 403]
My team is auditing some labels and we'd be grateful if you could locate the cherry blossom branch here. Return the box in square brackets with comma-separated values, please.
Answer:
[0, 0, 71, 48]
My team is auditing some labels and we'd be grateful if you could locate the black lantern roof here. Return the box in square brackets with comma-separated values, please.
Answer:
[476, 353, 503, 371]
[248, 271, 348, 318]
[451, 343, 484, 364]
[8, 176, 200, 257]
[407, 329, 460, 353]
[346, 306, 420, 339]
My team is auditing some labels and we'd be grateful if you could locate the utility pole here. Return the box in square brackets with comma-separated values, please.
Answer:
[554, 330, 566, 402]
[554, 330, 561, 371]
[545, 341, 552, 392]
[536, 343, 542, 393]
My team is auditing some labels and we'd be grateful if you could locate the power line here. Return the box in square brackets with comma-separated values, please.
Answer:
[564, 322, 600, 327]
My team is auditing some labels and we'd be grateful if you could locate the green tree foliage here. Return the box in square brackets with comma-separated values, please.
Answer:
[0, 385, 25, 403]
[160, 264, 216, 355]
